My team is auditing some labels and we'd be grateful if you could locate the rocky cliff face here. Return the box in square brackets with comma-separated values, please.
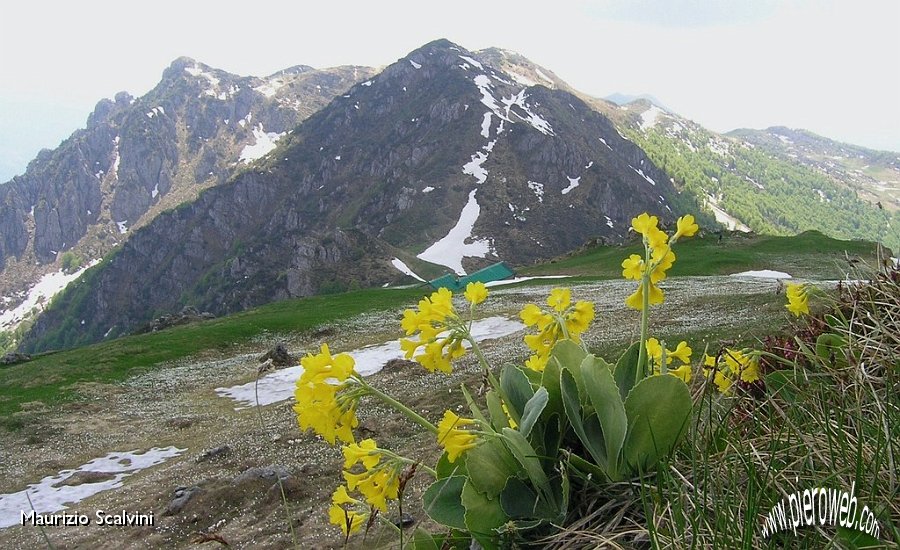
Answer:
[0, 58, 375, 339]
[21, 39, 679, 352]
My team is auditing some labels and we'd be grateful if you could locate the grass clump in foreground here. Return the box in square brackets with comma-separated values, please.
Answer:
[0, 287, 421, 418]
[545, 265, 899, 549]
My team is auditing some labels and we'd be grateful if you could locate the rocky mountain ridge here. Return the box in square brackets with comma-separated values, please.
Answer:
[0, 59, 375, 340]
[20, 39, 679, 352]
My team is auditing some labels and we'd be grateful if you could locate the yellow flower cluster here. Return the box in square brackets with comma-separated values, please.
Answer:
[622, 214, 697, 310]
[328, 485, 368, 535]
[293, 344, 359, 444]
[703, 349, 761, 394]
[341, 438, 401, 513]
[437, 410, 479, 462]
[646, 338, 692, 382]
[399, 282, 487, 374]
[785, 282, 810, 317]
[519, 288, 595, 372]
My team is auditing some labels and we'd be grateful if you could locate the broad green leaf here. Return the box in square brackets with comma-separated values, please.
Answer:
[542, 353, 563, 418]
[550, 340, 587, 371]
[500, 364, 534, 423]
[462, 480, 508, 549]
[501, 427, 553, 506]
[436, 451, 467, 479]
[560, 368, 607, 468]
[623, 375, 692, 474]
[518, 387, 549, 437]
[582, 355, 627, 480]
[500, 477, 555, 520]
[422, 476, 467, 530]
[465, 438, 520, 498]
[486, 390, 510, 432]
[409, 529, 444, 550]
[540, 412, 563, 459]
[614, 342, 642, 400]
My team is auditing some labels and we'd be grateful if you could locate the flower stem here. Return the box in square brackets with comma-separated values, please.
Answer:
[467, 335, 502, 392]
[354, 377, 437, 434]
[636, 246, 651, 386]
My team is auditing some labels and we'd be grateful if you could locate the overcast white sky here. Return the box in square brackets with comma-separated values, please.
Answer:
[1, 0, 897, 181]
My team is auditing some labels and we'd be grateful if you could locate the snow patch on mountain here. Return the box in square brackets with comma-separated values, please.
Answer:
[417, 189, 493, 275]
[239, 125, 284, 163]
[481, 112, 493, 138]
[0, 260, 100, 332]
[390, 258, 425, 282]
[458, 55, 483, 70]
[630, 166, 657, 186]
[463, 151, 489, 184]
[253, 76, 287, 98]
[561, 176, 580, 195]
[528, 181, 544, 202]
[706, 194, 751, 232]
[501, 90, 554, 136]
[409, 59, 422, 69]
[639, 105, 665, 131]
[507, 71, 536, 87]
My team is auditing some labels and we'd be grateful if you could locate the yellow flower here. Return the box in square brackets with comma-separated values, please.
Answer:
[547, 288, 572, 313]
[631, 212, 659, 236]
[785, 283, 810, 317]
[331, 485, 360, 506]
[342, 439, 381, 470]
[713, 370, 733, 394]
[625, 283, 664, 310]
[294, 344, 360, 444]
[524, 354, 549, 373]
[520, 303, 549, 327]
[673, 214, 699, 240]
[345, 468, 400, 513]
[646, 337, 663, 363]
[437, 410, 479, 462]
[464, 281, 488, 305]
[400, 287, 477, 374]
[566, 301, 595, 335]
[520, 289, 595, 372]
[329, 504, 367, 535]
[669, 341, 692, 364]
[621, 254, 644, 280]
[669, 363, 692, 383]
[650, 249, 675, 284]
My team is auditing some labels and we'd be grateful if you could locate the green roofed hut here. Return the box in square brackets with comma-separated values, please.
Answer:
[428, 262, 515, 291]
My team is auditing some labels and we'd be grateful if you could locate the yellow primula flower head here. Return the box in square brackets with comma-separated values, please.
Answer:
[520, 288, 595, 372]
[673, 214, 699, 240]
[464, 281, 489, 305]
[400, 287, 479, 374]
[437, 410, 479, 462]
[294, 344, 360, 444]
[785, 282, 810, 317]
[702, 348, 761, 394]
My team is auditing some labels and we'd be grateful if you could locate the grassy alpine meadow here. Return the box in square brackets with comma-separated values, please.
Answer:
[0, 287, 422, 419]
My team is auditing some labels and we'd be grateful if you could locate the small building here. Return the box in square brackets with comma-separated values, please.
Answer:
[428, 262, 515, 291]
